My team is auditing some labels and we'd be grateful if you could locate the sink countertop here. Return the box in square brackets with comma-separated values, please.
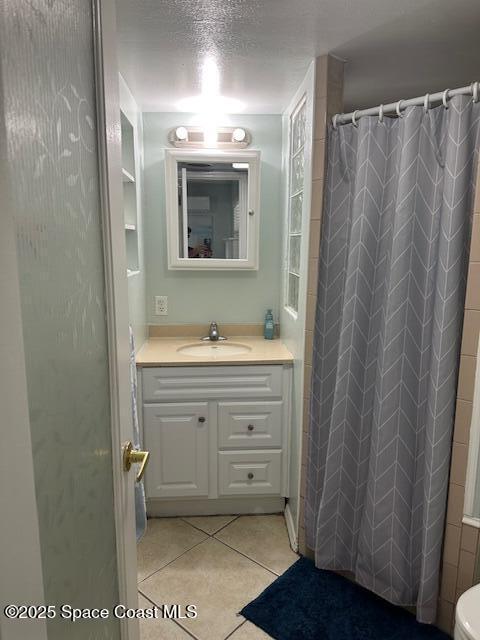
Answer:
[136, 336, 294, 367]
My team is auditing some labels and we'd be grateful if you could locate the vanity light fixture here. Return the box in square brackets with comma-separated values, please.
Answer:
[175, 126, 188, 141]
[168, 126, 252, 149]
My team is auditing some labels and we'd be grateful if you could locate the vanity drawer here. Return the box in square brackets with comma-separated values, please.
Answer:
[218, 450, 282, 496]
[142, 366, 283, 402]
[218, 401, 283, 449]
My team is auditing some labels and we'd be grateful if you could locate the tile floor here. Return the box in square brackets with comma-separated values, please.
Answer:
[137, 514, 299, 640]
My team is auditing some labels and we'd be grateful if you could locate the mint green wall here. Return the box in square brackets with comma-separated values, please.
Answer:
[143, 113, 283, 325]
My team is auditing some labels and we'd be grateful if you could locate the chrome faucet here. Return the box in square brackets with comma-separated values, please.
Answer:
[202, 322, 227, 342]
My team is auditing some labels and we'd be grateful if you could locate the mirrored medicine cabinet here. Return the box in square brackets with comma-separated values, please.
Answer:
[165, 149, 261, 270]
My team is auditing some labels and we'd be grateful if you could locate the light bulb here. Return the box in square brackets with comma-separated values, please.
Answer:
[232, 128, 246, 142]
[175, 126, 188, 141]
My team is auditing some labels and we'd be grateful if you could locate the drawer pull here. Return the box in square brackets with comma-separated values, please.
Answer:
[247, 472, 254, 480]
[247, 424, 255, 431]
[198, 416, 206, 423]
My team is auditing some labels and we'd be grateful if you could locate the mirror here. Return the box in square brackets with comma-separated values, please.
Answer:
[165, 150, 260, 270]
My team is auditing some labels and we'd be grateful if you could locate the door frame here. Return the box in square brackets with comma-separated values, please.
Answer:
[280, 62, 315, 550]
[93, 1, 139, 639]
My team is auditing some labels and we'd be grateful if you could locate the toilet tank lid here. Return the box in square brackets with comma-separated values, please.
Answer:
[457, 584, 480, 639]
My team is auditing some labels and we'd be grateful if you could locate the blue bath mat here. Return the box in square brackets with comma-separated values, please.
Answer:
[240, 557, 450, 640]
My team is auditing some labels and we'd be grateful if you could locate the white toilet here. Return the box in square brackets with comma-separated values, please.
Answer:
[455, 584, 480, 639]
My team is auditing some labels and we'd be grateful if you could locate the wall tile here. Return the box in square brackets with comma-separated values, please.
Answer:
[461, 310, 480, 356]
[443, 524, 462, 566]
[475, 544, 480, 583]
[314, 98, 327, 141]
[457, 355, 477, 401]
[474, 172, 480, 213]
[304, 330, 314, 365]
[308, 258, 319, 295]
[461, 524, 479, 554]
[327, 83, 345, 119]
[298, 526, 306, 554]
[450, 442, 469, 486]
[440, 562, 458, 602]
[312, 140, 326, 181]
[301, 433, 309, 467]
[311, 179, 324, 220]
[304, 364, 312, 399]
[327, 55, 345, 90]
[303, 397, 311, 432]
[309, 219, 322, 259]
[470, 214, 480, 260]
[436, 599, 454, 635]
[465, 263, 480, 309]
[457, 549, 476, 592]
[306, 294, 317, 331]
[447, 483, 466, 527]
[455, 588, 465, 603]
[315, 56, 328, 98]
[454, 400, 473, 445]
[300, 463, 307, 498]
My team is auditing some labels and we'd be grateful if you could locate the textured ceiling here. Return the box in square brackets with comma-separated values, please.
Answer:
[116, 0, 480, 114]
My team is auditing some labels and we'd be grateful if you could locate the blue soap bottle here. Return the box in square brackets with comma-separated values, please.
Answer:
[264, 309, 274, 340]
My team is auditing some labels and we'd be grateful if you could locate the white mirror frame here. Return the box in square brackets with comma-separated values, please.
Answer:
[165, 148, 261, 270]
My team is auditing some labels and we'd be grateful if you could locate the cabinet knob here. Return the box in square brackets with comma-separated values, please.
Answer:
[247, 424, 254, 431]
[198, 416, 206, 423]
[247, 472, 254, 480]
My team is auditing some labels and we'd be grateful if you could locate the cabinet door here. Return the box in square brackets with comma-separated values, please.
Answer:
[144, 403, 209, 498]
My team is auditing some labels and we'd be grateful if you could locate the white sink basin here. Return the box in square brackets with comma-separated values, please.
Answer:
[177, 342, 252, 357]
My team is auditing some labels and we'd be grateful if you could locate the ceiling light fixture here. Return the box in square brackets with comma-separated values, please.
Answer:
[232, 162, 249, 169]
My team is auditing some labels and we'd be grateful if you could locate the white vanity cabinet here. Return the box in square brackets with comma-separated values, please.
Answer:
[140, 364, 292, 515]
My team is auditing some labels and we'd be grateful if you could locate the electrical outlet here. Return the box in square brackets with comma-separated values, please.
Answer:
[154, 295, 168, 316]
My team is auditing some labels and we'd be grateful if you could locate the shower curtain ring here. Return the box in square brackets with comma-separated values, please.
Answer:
[442, 89, 450, 108]
[352, 110, 359, 127]
[423, 93, 430, 113]
[472, 82, 479, 103]
[396, 100, 404, 118]
[378, 104, 384, 123]
[332, 114, 339, 130]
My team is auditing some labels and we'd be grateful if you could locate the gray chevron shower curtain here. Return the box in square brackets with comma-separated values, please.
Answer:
[305, 95, 480, 623]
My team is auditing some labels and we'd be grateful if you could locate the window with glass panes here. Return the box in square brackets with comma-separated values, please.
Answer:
[285, 98, 306, 314]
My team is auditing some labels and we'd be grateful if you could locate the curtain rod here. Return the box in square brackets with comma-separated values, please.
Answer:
[332, 82, 479, 128]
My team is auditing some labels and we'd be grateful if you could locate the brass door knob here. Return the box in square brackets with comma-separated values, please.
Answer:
[123, 441, 150, 482]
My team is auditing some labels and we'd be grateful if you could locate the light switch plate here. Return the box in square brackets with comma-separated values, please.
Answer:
[154, 295, 168, 316]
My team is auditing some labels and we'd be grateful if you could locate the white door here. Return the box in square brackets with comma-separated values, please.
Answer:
[0, 1, 139, 639]
[144, 403, 210, 498]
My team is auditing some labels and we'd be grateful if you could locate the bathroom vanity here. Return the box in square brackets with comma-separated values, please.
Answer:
[136, 337, 293, 516]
